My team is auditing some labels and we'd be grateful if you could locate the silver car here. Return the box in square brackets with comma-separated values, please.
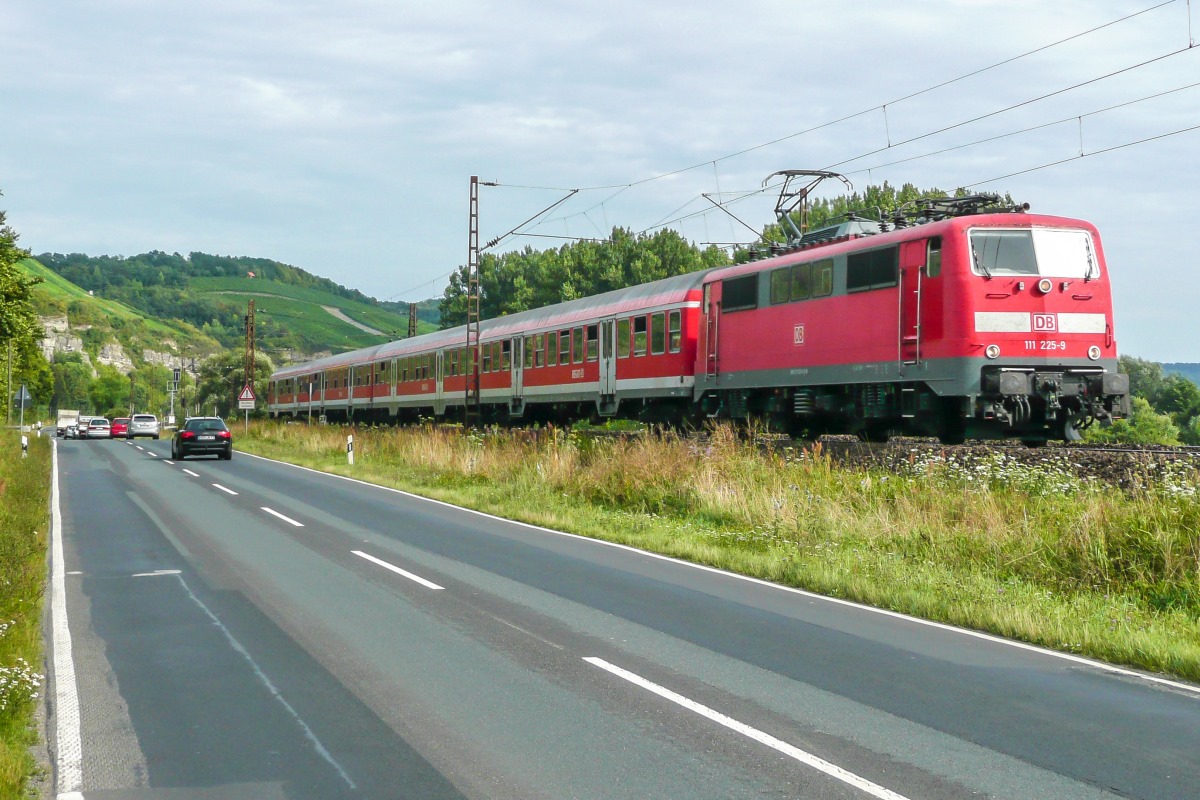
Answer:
[85, 418, 111, 439]
[127, 414, 161, 440]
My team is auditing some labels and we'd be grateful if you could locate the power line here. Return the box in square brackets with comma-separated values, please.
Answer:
[968, 122, 1200, 186]
[486, 0, 1183, 196]
[845, 78, 1200, 176]
[823, 45, 1195, 172]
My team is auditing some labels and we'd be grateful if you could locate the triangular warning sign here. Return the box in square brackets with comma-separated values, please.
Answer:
[238, 384, 256, 402]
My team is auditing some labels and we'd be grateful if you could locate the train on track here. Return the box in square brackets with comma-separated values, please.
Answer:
[268, 188, 1131, 444]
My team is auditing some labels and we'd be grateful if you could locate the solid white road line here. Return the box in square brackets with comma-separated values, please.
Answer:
[240, 451, 1200, 697]
[172, 574, 356, 790]
[212, 483, 238, 496]
[352, 550, 444, 590]
[262, 507, 304, 527]
[182, 469, 200, 477]
[584, 657, 911, 800]
[50, 440, 84, 794]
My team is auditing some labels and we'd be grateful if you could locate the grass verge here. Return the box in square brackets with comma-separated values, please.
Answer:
[238, 421, 1200, 683]
[0, 432, 49, 799]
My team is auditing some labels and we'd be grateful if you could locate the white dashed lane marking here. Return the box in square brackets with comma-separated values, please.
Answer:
[262, 507, 304, 527]
[352, 550, 444, 590]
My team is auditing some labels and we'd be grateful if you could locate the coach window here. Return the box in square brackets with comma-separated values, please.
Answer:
[847, 246, 899, 292]
[481, 344, 492, 374]
[535, 334, 545, 367]
[668, 310, 682, 352]
[586, 325, 599, 361]
[525, 336, 536, 368]
[633, 316, 648, 356]
[559, 330, 571, 364]
[501, 340, 511, 370]
[650, 312, 666, 355]
[571, 327, 584, 363]
[722, 274, 759, 311]
[926, 237, 942, 278]
[547, 332, 557, 366]
[770, 267, 791, 305]
[617, 318, 631, 358]
[791, 263, 812, 301]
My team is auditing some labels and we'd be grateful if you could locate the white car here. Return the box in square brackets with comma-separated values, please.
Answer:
[85, 418, 111, 439]
[127, 414, 161, 440]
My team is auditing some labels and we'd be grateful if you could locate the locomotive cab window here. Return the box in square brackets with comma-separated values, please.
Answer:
[847, 246, 898, 292]
[970, 228, 1100, 279]
[926, 237, 942, 278]
[722, 274, 758, 312]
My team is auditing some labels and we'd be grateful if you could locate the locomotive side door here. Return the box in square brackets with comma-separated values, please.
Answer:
[704, 282, 721, 377]
[899, 241, 925, 367]
[599, 318, 618, 396]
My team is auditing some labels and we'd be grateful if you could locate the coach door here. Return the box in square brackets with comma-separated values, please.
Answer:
[510, 336, 524, 399]
[899, 241, 924, 367]
[599, 318, 618, 396]
[435, 350, 444, 404]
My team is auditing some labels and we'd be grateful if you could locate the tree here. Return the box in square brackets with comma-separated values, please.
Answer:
[1119, 355, 1166, 405]
[1084, 397, 1180, 445]
[196, 349, 275, 418]
[89, 365, 130, 416]
[1, 201, 51, 418]
[52, 355, 93, 410]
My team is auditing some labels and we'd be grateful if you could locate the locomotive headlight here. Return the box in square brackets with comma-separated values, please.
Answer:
[1037, 278, 1053, 294]
[1088, 345, 1101, 361]
[985, 344, 1001, 359]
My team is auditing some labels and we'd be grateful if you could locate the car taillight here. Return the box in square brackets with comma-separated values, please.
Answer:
[217, 431, 231, 439]
[181, 431, 196, 440]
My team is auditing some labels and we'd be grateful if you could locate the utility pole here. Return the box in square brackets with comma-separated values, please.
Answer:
[5, 340, 11, 427]
[408, 302, 418, 339]
[466, 176, 482, 427]
[244, 299, 256, 430]
[128, 372, 135, 415]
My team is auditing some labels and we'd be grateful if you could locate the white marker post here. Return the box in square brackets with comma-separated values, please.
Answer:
[347, 434, 354, 466]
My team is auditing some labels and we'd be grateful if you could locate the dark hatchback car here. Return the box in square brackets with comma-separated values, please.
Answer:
[172, 417, 233, 460]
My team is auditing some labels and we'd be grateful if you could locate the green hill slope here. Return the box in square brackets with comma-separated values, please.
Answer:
[21, 257, 220, 361]
[35, 251, 438, 362]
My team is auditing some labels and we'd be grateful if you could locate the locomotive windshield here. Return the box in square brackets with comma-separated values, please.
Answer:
[969, 228, 1098, 279]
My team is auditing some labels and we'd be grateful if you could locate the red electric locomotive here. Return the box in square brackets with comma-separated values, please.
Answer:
[694, 195, 1130, 443]
[269, 188, 1129, 444]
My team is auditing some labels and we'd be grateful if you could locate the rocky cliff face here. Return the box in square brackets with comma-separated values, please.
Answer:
[39, 315, 190, 376]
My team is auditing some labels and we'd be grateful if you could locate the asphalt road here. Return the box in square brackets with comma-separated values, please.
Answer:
[45, 434, 1200, 799]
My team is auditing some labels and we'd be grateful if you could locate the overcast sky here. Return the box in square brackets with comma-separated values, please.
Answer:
[2, 1, 1197, 361]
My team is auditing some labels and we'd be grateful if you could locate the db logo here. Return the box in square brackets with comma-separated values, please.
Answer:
[794, 324, 805, 345]
[1033, 314, 1057, 332]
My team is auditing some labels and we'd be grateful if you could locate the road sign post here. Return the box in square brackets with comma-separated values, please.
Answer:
[14, 385, 32, 431]
[238, 383, 256, 433]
